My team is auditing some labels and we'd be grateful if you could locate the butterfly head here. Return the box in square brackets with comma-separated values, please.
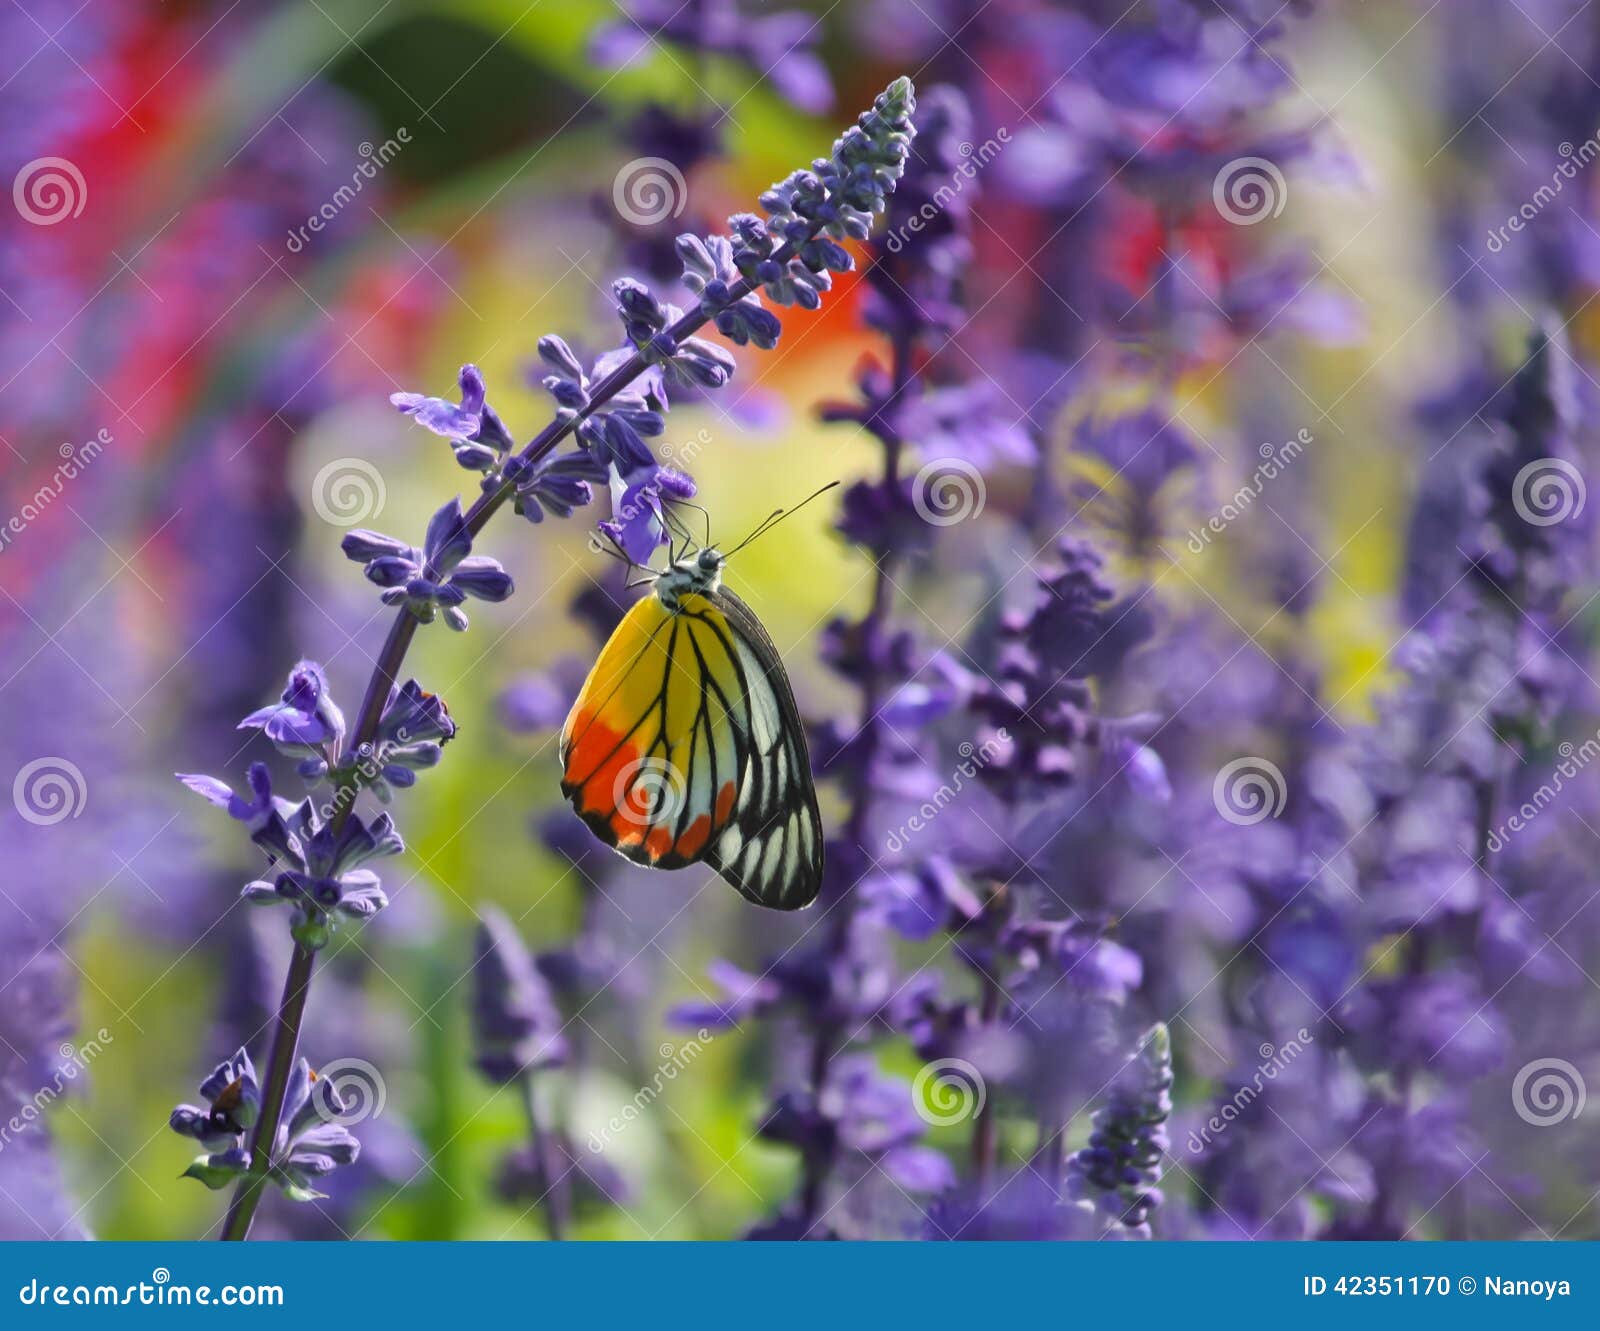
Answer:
[656, 546, 724, 609]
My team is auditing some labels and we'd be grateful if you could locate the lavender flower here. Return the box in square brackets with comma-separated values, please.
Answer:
[177, 762, 281, 827]
[472, 908, 570, 1083]
[237, 801, 400, 941]
[342, 498, 515, 630]
[238, 661, 347, 773]
[391, 363, 514, 471]
[181, 668, 407, 949]
[1067, 1024, 1173, 1238]
[364, 679, 458, 792]
[171, 1050, 360, 1201]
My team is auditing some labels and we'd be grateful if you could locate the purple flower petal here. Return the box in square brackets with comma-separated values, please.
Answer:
[424, 497, 473, 573]
[449, 556, 514, 602]
[341, 529, 413, 564]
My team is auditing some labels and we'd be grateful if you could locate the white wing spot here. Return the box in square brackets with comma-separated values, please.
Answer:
[760, 828, 785, 886]
[738, 643, 782, 749]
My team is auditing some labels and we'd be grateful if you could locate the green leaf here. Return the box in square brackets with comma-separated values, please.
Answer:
[180, 1156, 245, 1191]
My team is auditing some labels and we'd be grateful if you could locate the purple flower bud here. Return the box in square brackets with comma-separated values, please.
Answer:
[449, 555, 514, 602]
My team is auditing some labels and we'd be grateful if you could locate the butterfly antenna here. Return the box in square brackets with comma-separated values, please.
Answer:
[724, 481, 841, 559]
[674, 499, 714, 552]
[663, 504, 701, 562]
[588, 529, 662, 580]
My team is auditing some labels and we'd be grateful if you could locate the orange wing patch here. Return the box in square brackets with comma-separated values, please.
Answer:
[560, 593, 748, 869]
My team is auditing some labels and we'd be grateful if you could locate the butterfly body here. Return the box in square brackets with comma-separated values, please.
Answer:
[560, 548, 824, 910]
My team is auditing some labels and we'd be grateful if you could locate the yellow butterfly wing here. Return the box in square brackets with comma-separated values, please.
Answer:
[559, 588, 823, 909]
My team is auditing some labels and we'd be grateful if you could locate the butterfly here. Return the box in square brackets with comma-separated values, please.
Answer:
[559, 492, 834, 910]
